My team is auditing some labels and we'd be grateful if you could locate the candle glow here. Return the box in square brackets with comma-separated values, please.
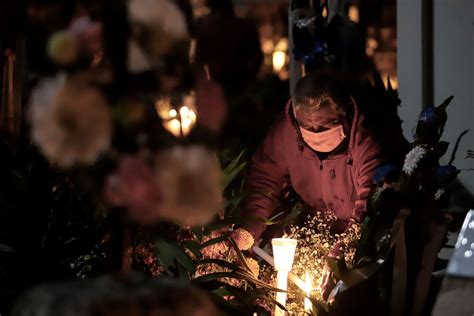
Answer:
[156, 94, 198, 137]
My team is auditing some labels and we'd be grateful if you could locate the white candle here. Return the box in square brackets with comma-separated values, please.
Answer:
[272, 238, 297, 316]
[252, 245, 307, 292]
[304, 271, 312, 312]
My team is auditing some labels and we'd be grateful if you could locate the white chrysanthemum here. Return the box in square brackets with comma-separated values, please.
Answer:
[434, 188, 445, 201]
[29, 75, 112, 168]
[402, 146, 427, 175]
[155, 146, 222, 226]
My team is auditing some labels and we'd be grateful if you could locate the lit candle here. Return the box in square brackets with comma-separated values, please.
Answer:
[252, 245, 308, 292]
[304, 271, 312, 313]
[272, 238, 297, 316]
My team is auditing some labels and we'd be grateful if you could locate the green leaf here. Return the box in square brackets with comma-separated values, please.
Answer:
[197, 258, 244, 271]
[221, 161, 247, 190]
[221, 150, 248, 190]
[194, 270, 287, 293]
[191, 227, 204, 242]
[155, 237, 196, 273]
[437, 95, 454, 110]
[223, 191, 249, 210]
[182, 239, 201, 257]
[435, 141, 450, 158]
[193, 271, 246, 283]
[223, 150, 246, 173]
[227, 235, 253, 273]
[177, 263, 191, 282]
[200, 235, 229, 249]
[211, 287, 234, 298]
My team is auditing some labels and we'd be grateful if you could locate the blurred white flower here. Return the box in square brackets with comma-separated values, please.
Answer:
[402, 146, 427, 175]
[127, 0, 188, 73]
[29, 75, 112, 167]
[155, 146, 222, 226]
[128, 0, 187, 38]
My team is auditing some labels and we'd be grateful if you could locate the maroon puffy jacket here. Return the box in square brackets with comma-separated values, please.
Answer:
[243, 101, 383, 240]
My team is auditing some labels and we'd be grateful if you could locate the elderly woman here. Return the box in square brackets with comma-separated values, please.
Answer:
[243, 72, 383, 257]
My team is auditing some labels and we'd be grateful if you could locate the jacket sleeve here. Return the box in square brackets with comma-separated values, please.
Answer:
[351, 132, 384, 222]
[242, 118, 290, 241]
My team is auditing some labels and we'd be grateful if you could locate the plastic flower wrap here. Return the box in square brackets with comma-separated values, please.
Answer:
[29, 75, 112, 168]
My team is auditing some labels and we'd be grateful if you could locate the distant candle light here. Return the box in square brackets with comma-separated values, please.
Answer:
[156, 93, 198, 138]
[348, 6, 360, 23]
[272, 51, 287, 73]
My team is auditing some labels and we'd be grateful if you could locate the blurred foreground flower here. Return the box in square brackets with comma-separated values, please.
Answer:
[104, 156, 162, 223]
[127, 0, 188, 73]
[29, 75, 112, 167]
[47, 31, 79, 65]
[155, 146, 222, 226]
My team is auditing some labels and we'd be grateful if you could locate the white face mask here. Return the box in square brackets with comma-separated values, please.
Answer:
[299, 125, 346, 152]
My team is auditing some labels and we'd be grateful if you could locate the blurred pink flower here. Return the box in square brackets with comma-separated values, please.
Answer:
[104, 156, 162, 223]
[195, 74, 227, 133]
[69, 16, 103, 55]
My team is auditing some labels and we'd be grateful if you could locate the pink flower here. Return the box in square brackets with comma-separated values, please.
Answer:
[230, 229, 254, 251]
[195, 74, 227, 133]
[104, 156, 162, 223]
[69, 16, 103, 55]
[245, 258, 260, 277]
[200, 231, 227, 259]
